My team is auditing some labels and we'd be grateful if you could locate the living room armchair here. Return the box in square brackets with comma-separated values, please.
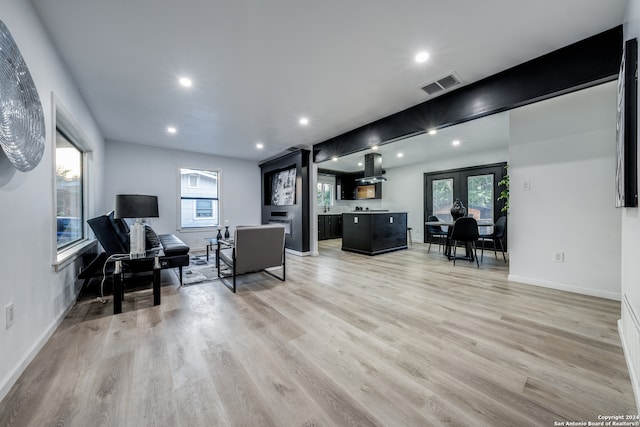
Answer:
[217, 224, 286, 293]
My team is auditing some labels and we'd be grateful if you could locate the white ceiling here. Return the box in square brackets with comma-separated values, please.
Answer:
[29, 0, 626, 163]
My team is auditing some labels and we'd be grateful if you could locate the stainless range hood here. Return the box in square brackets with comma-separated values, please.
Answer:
[355, 153, 387, 184]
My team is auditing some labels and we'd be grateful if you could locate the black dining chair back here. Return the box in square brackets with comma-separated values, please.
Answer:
[480, 216, 507, 263]
[449, 217, 480, 268]
[426, 215, 447, 253]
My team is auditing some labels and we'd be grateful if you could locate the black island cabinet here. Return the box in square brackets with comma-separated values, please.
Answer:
[341, 212, 407, 255]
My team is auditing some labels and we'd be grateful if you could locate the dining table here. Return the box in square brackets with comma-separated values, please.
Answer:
[424, 218, 495, 261]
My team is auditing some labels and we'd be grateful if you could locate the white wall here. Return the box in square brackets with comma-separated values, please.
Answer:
[380, 148, 508, 239]
[620, 0, 640, 412]
[104, 141, 261, 251]
[0, 3, 105, 400]
[508, 81, 621, 300]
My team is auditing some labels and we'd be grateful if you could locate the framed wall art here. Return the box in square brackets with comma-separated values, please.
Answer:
[616, 38, 638, 208]
[0, 19, 45, 172]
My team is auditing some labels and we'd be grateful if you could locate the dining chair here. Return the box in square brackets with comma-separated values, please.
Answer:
[449, 217, 480, 268]
[479, 216, 507, 263]
[426, 215, 448, 253]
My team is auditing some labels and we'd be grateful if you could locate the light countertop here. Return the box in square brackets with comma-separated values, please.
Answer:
[343, 211, 406, 214]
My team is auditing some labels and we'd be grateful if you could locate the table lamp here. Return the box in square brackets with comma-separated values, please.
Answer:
[114, 194, 159, 258]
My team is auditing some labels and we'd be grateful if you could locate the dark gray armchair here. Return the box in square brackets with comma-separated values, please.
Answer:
[217, 224, 286, 293]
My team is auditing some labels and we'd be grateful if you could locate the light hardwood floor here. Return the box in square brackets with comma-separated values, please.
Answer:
[0, 240, 636, 426]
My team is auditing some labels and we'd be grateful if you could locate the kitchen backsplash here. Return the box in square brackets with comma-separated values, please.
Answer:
[320, 199, 385, 213]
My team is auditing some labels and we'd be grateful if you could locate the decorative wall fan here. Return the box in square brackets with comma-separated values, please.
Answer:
[0, 19, 45, 172]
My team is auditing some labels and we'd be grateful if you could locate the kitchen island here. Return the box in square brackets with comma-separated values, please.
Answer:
[342, 211, 408, 255]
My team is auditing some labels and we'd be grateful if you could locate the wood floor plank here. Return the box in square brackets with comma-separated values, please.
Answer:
[172, 377, 231, 427]
[202, 342, 279, 427]
[0, 240, 636, 426]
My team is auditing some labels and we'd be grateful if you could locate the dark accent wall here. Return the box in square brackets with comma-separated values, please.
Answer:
[260, 149, 311, 253]
[313, 26, 623, 163]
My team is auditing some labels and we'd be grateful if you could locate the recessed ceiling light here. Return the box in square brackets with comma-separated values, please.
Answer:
[299, 117, 309, 126]
[428, 129, 437, 135]
[332, 156, 338, 161]
[415, 51, 430, 63]
[397, 152, 404, 158]
[452, 140, 461, 146]
[256, 143, 264, 149]
[167, 126, 177, 134]
[178, 77, 192, 87]
[371, 145, 378, 150]
[358, 162, 363, 167]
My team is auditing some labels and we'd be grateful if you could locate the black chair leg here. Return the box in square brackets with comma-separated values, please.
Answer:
[473, 243, 479, 268]
[428, 237, 433, 253]
[452, 241, 457, 265]
[499, 238, 506, 262]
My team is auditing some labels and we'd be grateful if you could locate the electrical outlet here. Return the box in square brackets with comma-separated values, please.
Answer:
[553, 252, 564, 263]
[6, 303, 14, 329]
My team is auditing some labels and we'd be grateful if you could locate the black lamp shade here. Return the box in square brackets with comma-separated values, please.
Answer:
[114, 194, 159, 219]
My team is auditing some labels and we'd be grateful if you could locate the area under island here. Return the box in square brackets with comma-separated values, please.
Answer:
[341, 211, 408, 255]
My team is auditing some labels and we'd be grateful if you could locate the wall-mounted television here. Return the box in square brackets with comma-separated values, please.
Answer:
[270, 167, 296, 206]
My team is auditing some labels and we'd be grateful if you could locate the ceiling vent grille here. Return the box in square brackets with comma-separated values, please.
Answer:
[421, 73, 462, 96]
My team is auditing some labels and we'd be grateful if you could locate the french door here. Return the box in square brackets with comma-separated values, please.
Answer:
[424, 162, 507, 242]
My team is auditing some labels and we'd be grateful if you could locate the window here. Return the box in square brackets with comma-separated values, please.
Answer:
[195, 199, 213, 218]
[467, 174, 494, 221]
[432, 178, 454, 222]
[56, 129, 83, 249]
[188, 174, 199, 188]
[180, 168, 219, 228]
[317, 182, 333, 206]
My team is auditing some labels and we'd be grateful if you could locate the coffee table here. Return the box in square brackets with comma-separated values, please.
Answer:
[205, 237, 218, 262]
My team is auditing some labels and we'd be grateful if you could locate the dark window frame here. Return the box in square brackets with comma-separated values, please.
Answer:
[424, 162, 507, 243]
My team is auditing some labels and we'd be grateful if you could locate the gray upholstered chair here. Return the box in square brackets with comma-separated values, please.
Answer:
[217, 224, 286, 292]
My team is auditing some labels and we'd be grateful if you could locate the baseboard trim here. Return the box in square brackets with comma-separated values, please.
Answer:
[507, 274, 620, 301]
[619, 296, 640, 414]
[285, 249, 311, 257]
[0, 297, 76, 402]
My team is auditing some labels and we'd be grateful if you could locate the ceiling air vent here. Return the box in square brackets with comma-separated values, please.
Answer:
[421, 73, 462, 96]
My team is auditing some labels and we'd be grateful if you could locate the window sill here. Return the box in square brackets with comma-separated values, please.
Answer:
[54, 239, 97, 272]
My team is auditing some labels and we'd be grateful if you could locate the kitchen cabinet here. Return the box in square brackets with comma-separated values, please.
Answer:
[318, 214, 342, 240]
[355, 183, 382, 200]
[337, 174, 356, 200]
[337, 173, 382, 200]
